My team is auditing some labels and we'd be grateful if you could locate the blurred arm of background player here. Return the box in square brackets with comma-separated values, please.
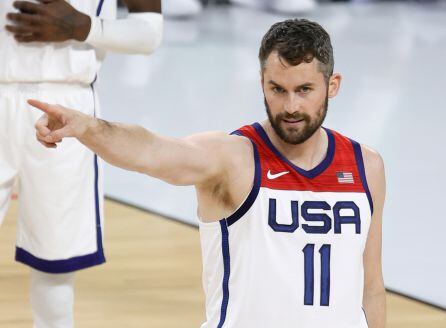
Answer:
[29, 100, 248, 188]
[362, 147, 387, 327]
[5, 0, 163, 54]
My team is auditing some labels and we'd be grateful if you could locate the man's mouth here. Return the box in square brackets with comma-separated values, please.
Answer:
[283, 118, 304, 124]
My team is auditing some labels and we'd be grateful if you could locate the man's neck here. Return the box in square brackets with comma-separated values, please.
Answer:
[262, 121, 328, 171]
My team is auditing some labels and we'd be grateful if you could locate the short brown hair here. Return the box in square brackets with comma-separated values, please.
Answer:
[259, 19, 334, 82]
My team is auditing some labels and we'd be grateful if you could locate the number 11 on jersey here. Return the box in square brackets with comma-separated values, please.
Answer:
[302, 244, 331, 306]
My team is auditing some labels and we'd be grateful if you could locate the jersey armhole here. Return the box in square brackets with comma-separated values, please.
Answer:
[350, 139, 374, 215]
[223, 135, 261, 227]
[230, 130, 243, 136]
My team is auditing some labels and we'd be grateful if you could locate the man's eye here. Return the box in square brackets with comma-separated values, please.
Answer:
[273, 87, 284, 94]
[300, 87, 311, 93]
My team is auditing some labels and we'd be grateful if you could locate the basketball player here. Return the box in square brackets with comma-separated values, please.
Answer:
[30, 19, 386, 327]
[0, 0, 162, 327]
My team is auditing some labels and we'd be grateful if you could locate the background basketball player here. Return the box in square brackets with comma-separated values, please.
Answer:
[29, 19, 386, 327]
[0, 0, 162, 327]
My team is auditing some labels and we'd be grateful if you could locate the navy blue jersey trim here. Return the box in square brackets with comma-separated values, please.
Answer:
[15, 247, 105, 274]
[218, 220, 230, 328]
[94, 154, 105, 255]
[252, 122, 335, 179]
[230, 130, 243, 136]
[15, 86, 106, 273]
[96, 0, 105, 16]
[224, 140, 261, 227]
[350, 139, 374, 214]
[92, 85, 105, 259]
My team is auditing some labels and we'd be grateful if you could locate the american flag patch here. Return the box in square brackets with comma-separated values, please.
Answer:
[337, 171, 354, 184]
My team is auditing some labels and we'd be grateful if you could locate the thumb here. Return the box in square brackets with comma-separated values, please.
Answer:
[44, 126, 73, 143]
[35, 114, 51, 137]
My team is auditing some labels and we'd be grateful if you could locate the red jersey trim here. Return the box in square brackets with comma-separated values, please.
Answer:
[233, 123, 367, 194]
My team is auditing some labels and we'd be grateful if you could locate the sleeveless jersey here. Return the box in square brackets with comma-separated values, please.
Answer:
[199, 122, 373, 328]
[0, 0, 116, 84]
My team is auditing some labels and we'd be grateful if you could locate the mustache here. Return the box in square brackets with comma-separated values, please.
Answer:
[263, 97, 311, 122]
[277, 112, 310, 121]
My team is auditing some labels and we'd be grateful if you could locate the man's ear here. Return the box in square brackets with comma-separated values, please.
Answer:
[328, 73, 342, 98]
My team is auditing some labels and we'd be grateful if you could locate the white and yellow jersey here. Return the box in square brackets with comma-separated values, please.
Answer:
[199, 123, 373, 328]
[0, 0, 116, 84]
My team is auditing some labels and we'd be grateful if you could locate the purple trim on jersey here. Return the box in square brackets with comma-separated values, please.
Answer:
[15, 247, 105, 274]
[252, 122, 335, 179]
[93, 154, 105, 256]
[223, 139, 261, 227]
[350, 139, 374, 214]
[218, 220, 231, 328]
[15, 153, 106, 273]
[96, 0, 105, 16]
[91, 84, 105, 258]
[230, 130, 243, 136]
[15, 87, 106, 273]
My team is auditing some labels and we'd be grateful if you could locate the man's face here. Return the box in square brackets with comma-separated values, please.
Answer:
[262, 52, 331, 145]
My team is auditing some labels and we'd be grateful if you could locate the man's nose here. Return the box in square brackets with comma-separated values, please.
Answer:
[283, 94, 302, 115]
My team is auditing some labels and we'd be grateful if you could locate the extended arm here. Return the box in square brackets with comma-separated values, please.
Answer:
[29, 100, 233, 187]
[6, 0, 163, 54]
[85, 0, 163, 54]
[362, 145, 387, 328]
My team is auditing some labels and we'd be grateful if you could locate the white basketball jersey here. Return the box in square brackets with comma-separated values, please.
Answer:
[0, 0, 116, 83]
[199, 123, 373, 328]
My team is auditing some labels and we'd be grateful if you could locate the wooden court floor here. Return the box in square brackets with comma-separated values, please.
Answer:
[1, 200, 445, 327]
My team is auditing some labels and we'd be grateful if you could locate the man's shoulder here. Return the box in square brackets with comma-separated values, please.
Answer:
[359, 143, 385, 205]
[361, 144, 384, 169]
[327, 128, 384, 168]
[327, 128, 385, 189]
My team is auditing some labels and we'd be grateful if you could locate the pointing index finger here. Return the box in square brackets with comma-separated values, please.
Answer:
[28, 99, 50, 112]
[28, 99, 67, 124]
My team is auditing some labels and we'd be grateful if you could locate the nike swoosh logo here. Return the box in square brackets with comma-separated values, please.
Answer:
[267, 170, 290, 180]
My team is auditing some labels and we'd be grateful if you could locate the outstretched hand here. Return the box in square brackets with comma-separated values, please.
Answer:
[5, 0, 91, 43]
[28, 99, 89, 148]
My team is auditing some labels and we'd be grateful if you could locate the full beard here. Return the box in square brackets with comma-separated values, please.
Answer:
[265, 95, 328, 145]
